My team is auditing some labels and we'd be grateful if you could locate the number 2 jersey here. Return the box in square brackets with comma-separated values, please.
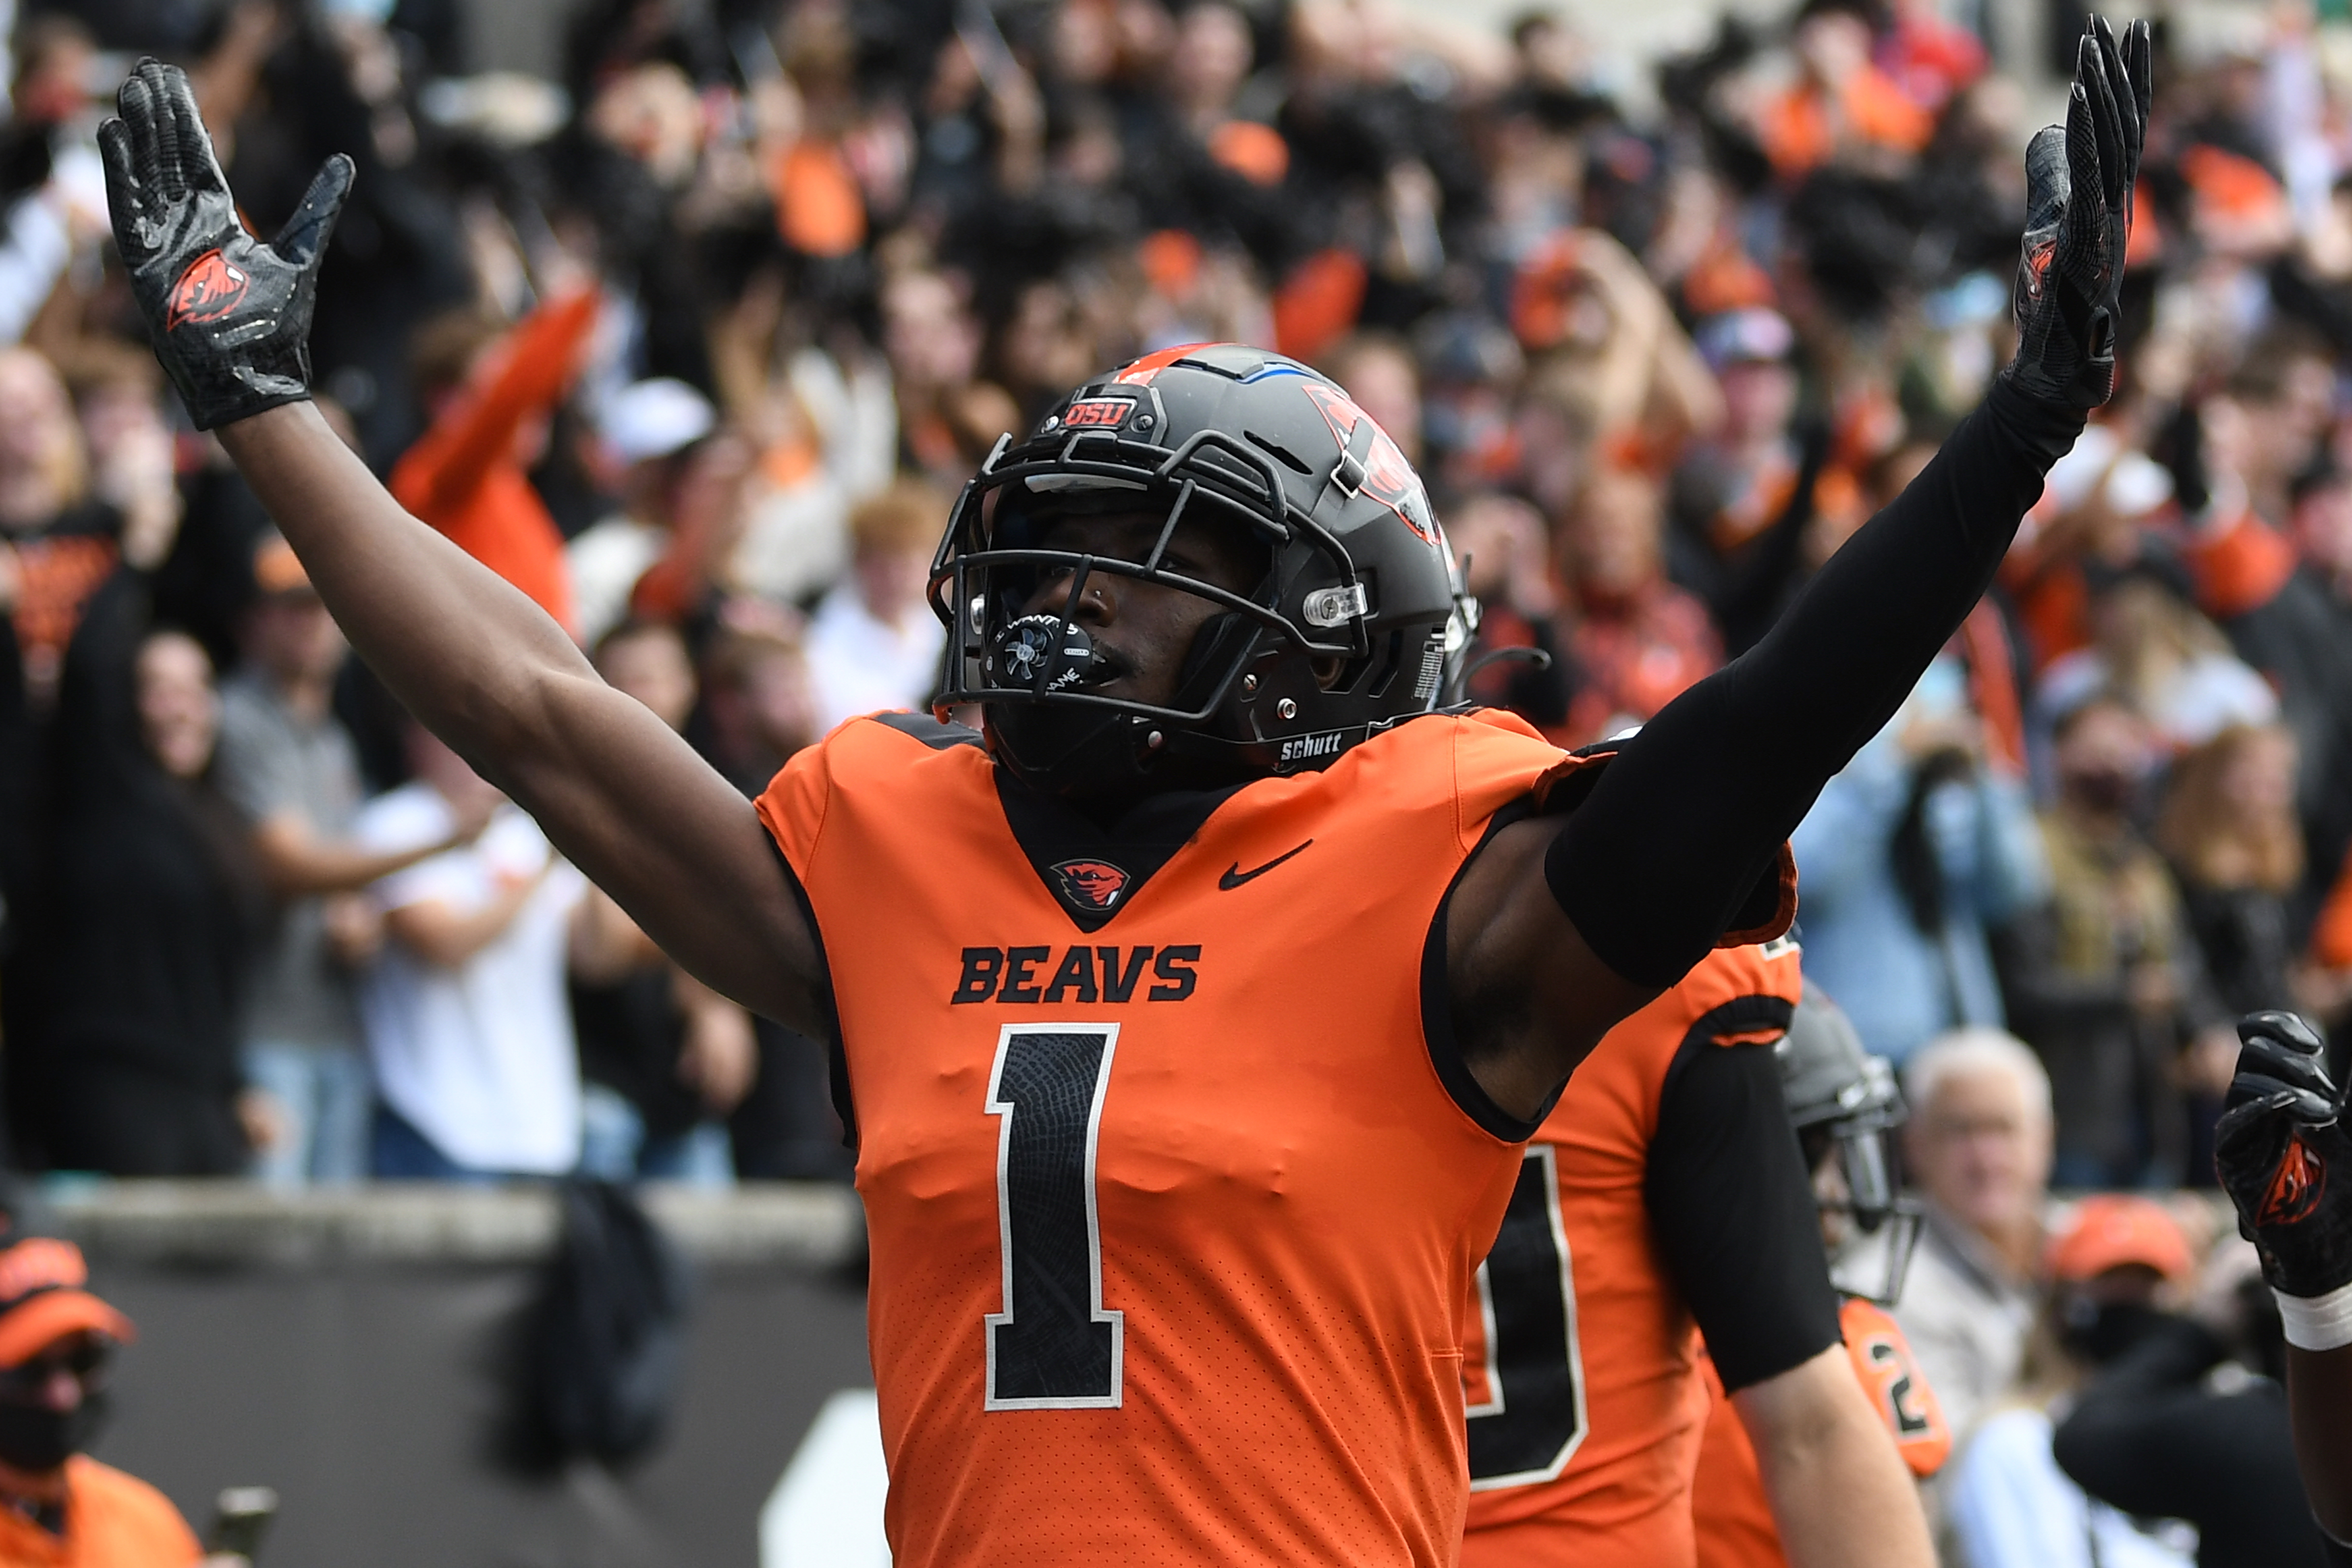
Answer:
[757, 707, 1632, 1567]
[1459, 937, 1829, 1568]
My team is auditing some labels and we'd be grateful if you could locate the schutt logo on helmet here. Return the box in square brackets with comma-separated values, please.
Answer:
[165, 249, 251, 330]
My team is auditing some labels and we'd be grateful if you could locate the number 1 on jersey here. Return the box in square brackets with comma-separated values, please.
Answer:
[985, 1024, 1125, 1409]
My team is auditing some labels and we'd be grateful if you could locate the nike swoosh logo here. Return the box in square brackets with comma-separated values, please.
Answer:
[1219, 840, 1314, 890]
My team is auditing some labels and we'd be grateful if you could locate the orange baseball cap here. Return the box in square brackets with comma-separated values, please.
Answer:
[250, 534, 313, 598]
[0, 1239, 132, 1368]
[2046, 1194, 2196, 1284]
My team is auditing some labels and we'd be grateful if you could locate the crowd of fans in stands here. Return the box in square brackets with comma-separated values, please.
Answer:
[0, 0, 2348, 1305]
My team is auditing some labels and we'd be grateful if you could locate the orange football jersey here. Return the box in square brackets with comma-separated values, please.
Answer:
[1689, 1296, 1951, 1568]
[1459, 938, 1804, 1568]
[757, 708, 1589, 1568]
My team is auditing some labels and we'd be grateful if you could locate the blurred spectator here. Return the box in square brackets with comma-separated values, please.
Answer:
[215, 536, 471, 1187]
[1997, 696, 2224, 1186]
[694, 615, 820, 797]
[2179, 453, 2352, 925]
[1555, 465, 1720, 744]
[683, 615, 847, 1180]
[2155, 724, 2308, 1183]
[2054, 1238, 2338, 1568]
[42, 594, 268, 1178]
[389, 291, 599, 637]
[355, 724, 590, 1182]
[566, 379, 717, 649]
[2036, 574, 2280, 757]
[572, 620, 754, 1186]
[1668, 307, 1819, 656]
[1790, 657, 2047, 1065]
[1895, 1029, 2052, 1449]
[804, 477, 949, 733]
[0, 1236, 212, 1565]
[1942, 1195, 2200, 1568]
[0, 348, 116, 712]
[2155, 723, 2307, 1020]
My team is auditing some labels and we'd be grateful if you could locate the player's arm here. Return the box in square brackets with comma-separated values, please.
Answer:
[2214, 1012, 2352, 1554]
[1734, 1347, 1934, 1568]
[98, 62, 826, 1033]
[1642, 1034, 1935, 1567]
[1445, 22, 2144, 1121]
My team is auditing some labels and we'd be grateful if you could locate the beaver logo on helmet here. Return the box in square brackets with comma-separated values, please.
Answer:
[1052, 860, 1131, 910]
[1300, 382, 1439, 548]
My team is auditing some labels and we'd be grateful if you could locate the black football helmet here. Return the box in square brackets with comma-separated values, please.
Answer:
[927, 342, 1475, 798]
[1778, 985, 1924, 1306]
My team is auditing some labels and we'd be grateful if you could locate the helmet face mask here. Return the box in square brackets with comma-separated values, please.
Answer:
[928, 343, 1475, 801]
[1779, 991, 1925, 1307]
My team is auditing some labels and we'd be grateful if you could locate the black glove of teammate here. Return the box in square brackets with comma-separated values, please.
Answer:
[2214, 1010, 2352, 1300]
[2004, 17, 2151, 411]
[97, 59, 352, 431]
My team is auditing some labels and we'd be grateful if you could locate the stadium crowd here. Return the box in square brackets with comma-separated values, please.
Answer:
[1, 0, 2350, 1556]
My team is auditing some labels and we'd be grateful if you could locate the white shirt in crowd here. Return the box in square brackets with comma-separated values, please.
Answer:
[1945, 1406, 2196, 1568]
[804, 582, 946, 733]
[356, 788, 587, 1174]
[566, 514, 667, 650]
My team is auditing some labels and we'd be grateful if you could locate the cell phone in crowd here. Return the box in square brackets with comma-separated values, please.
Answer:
[205, 1486, 279, 1562]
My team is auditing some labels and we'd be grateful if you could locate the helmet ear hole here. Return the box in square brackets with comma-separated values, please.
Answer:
[1334, 630, 1405, 698]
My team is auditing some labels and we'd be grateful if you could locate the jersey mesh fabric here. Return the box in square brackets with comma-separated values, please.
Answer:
[1458, 940, 1802, 1568]
[755, 709, 1571, 1568]
[1689, 1297, 1952, 1568]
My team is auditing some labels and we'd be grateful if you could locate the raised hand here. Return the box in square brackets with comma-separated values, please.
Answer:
[2006, 16, 2151, 410]
[2213, 1010, 2352, 1300]
[98, 58, 352, 431]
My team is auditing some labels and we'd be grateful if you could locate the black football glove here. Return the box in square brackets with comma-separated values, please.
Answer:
[2004, 17, 2151, 411]
[2214, 1010, 2352, 1299]
[97, 58, 352, 432]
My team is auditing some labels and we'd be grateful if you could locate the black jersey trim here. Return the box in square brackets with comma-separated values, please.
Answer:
[1653, 994, 1798, 1108]
[768, 837, 855, 1155]
[1422, 798, 1552, 1144]
[993, 768, 1247, 932]
[869, 711, 985, 750]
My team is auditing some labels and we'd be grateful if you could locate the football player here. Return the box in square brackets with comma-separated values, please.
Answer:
[2215, 1011, 2352, 1566]
[1689, 988, 1950, 1568]
[1459, 945, 1934, 1568]
[99, 25, 2145, 1567]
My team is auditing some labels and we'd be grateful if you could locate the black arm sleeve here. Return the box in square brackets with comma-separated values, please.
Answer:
[1647, 1025, 1843, 1392]
[1548, 380, 2083, 987]
[2052, 1316, 2332, 1568]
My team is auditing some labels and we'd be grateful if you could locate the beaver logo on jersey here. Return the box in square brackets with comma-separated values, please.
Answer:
[2261, 1134, 2327, 1226]
[166, 249, 250, 330]
[1052, 860, 1130, 910]
[1300, 382, 1439, 548]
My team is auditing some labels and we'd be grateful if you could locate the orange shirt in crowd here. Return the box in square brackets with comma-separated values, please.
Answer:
[1759, 67, 1934, 180]
[389, 289, 598, 637]
[2312, 845, 2352, 970]
[1690, 1296, 1950, 1568]
[0, 1457, 201, 1568]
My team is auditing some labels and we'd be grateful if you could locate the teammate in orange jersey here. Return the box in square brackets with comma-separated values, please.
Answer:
[1460, 946, 1932, 1568]
[1690, 989, 1952, 1568]
[102, 31, 2143, 1568]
